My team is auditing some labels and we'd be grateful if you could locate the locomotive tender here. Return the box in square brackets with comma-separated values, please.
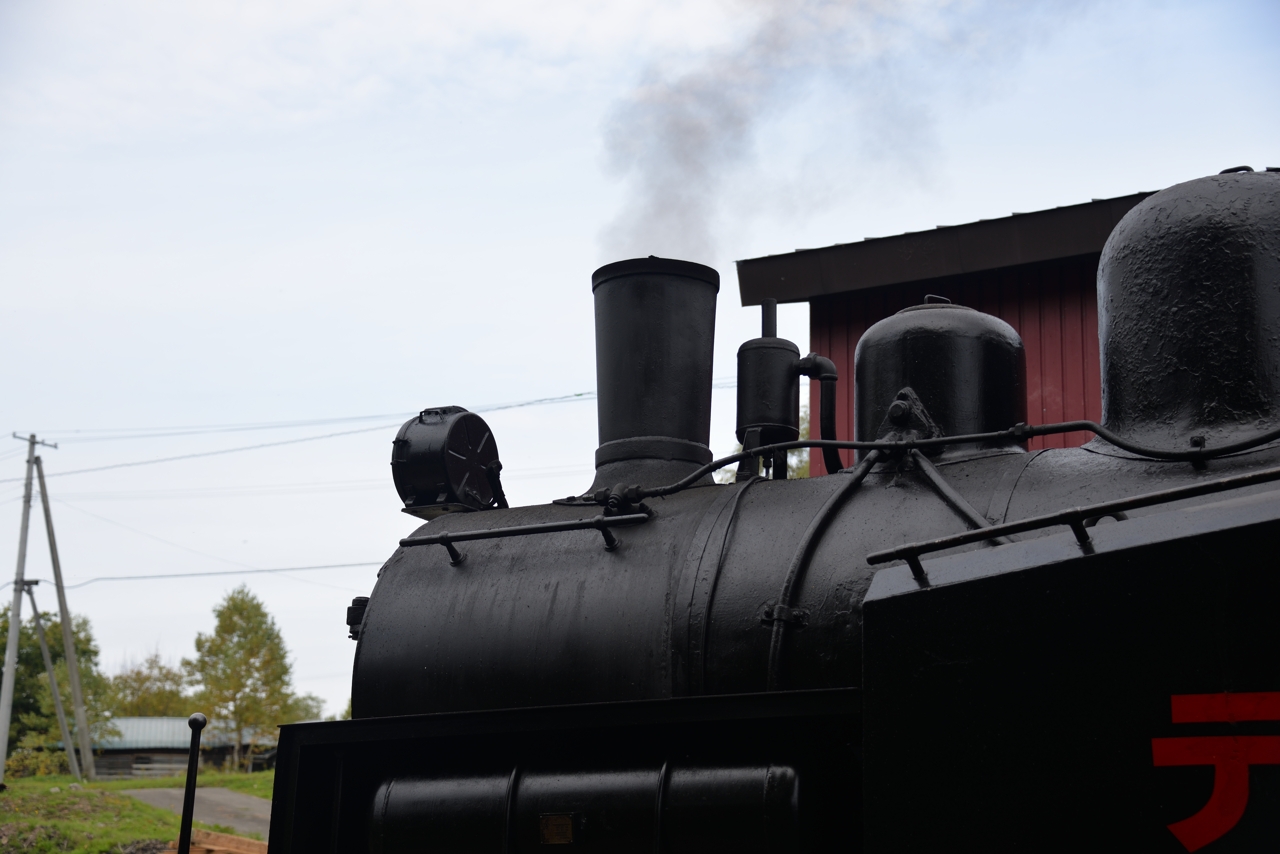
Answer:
[269, 170, 1280, 852]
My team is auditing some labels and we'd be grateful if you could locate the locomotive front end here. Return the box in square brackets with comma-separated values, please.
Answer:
[269, 170, 1280, 853]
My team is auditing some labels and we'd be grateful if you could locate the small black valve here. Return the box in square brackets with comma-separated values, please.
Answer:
[347, 596, 369, 641]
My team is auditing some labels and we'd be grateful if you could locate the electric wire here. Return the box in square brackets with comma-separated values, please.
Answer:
[51, 479, 390, 501]
[52, 497, 259, 568]
[27, 379, 738, 444]
[30, 563, 382, 591]
[40, 497, 381, 591]
[0, 425, 404, 483]
[0, 382, 732, 588]
[34, 463, 593, 502]
[43, 414, 415, 443]
[6, 382, 736, 485]
[29, 387, 614, 444]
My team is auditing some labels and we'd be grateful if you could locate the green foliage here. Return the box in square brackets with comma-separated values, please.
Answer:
[285, 692, 324, 724]
[211, 769, 275, 801]
[788, 406, 811, 479]
[4, 731, 71, 779]
[90, 769, 276, 802]
[714, 405, 811, 483]
[182, 586, 319, 769]
[0, 607, 112, 764]
[107, 654, 187, 718]
[2, 587, 328, 776]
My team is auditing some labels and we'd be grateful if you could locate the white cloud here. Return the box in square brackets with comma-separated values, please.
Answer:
[1, 0, 1277, 716]
[0, 0, 749, 139]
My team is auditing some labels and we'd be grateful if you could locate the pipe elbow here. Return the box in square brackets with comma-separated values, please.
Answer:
[796, 353, 838, 383]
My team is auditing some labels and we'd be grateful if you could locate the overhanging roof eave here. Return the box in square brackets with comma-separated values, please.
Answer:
[735, 191, 1156, 306]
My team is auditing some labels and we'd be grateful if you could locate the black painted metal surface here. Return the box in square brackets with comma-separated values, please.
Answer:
[391, 407, 502, 518]
[371, 764, 799, 854]
[736, 336, 802, 447]
[1100, 170, 1280, 453]
[177, 713, 207, 854]
[854, 302, 1026, 458]
[270, 690, 859, 854]
[862, 488, 1280, 851]
[591, 257, 719, 490]
[272, 172, 1280, 852]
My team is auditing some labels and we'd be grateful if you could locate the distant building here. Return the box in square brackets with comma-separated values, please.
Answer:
[92, 717, 275, 779]
[736, 191, 1156, 473]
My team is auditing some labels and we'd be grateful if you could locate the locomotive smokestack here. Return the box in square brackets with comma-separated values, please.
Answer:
[591, 257, 719, 490]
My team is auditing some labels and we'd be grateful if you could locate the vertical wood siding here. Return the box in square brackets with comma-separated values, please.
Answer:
[808, 255, 1102, 475]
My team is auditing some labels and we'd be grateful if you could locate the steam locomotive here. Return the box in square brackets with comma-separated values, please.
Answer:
[268, 170, 1280, 852]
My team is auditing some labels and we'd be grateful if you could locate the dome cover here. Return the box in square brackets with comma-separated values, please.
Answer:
[1098, 170, 1280, 453]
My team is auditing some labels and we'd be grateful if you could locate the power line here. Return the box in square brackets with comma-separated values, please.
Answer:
[52, 497, 254, 568]
[47, 496, 381, 599]
[37, 562, 383, 590]
[0, 422, 402, 484]
[31, 389, 609, 443]
[3, 390, 604, 484]
[48, 463, 593, 501]
[42, 498, 382, 590]
[7, 381, 741, 485]
[29, 379, 741, 443]
[51, 478, 390, 501]
[42, 413, 415, 443]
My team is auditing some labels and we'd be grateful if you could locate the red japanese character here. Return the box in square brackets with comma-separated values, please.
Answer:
[1152, 692, 1280, 852]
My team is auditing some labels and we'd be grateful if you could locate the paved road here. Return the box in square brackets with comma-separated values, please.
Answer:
[122, 787, 272, 839]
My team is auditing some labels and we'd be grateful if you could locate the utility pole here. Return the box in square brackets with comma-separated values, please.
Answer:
[22, 581, 81, 780]
[34, 456, 96, 780]
[0, 433, 54, 782]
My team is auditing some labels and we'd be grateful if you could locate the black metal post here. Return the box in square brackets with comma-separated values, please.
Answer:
[177, 712, 207, 854]
[761, 298, 777, 338]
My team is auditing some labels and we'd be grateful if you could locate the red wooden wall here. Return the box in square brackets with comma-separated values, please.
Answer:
[809, 254, 1102, 474]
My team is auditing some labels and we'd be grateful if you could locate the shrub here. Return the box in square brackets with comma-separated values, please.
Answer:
[3, 746, 71, 779]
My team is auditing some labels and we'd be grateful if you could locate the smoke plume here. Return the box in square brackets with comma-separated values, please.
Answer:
[600, 0, 1083, 262]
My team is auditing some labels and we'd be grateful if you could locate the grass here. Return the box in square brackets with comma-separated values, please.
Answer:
[0, 771, 273, 853]
[92, 770, 275, 801]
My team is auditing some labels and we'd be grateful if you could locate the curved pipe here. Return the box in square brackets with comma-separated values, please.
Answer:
[638, 418, 1280, 500]
[764, 450, 881, 690]
[1035, 419, 1280, 461]
[795, 354, 844, 475]
[819, 378, 842, 474]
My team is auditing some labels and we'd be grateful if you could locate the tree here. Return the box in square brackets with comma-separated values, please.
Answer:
[788, 405, 811, 479]
[713, 405, 811, 483]
[183, 586, 321, 770]
[285, 692, 324, 723]
[110, 652, 188, 717]
[0, 607, 113, 773]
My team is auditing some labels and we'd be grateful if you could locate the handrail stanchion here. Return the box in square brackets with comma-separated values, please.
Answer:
[177, 712, 207, 854]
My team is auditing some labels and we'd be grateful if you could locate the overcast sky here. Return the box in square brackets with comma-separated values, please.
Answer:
[1, 0, 1276, 717]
